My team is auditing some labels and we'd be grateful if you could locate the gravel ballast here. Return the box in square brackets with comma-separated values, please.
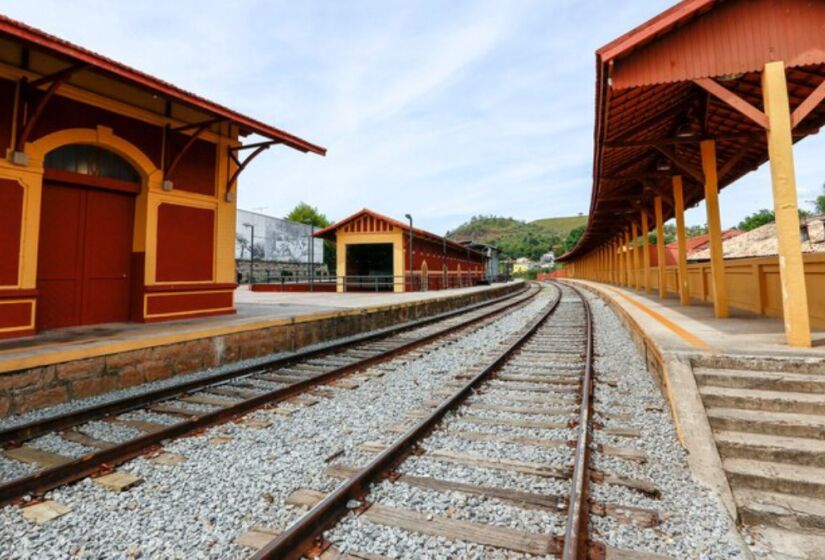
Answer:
[0, 288, 554, 559]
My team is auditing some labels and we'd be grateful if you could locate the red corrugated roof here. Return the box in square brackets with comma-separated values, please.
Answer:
[0, 14, 326, 155]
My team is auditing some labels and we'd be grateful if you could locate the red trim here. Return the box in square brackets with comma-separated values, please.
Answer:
[43, 168, 141, 194]
[0, 289, 38, 299]
[0, 328, 34, 340]
[251, 283, 336, 293]
[146, 290, 233, 316]
[0, 15, 325, 156]
[143, 308, 236, 323]
[144, 283, 237, 293]
[0, 301, 32, 329]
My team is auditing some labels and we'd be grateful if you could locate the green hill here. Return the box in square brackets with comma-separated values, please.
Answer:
[529, 215, 587, 237]
[447, 214, 587, 261]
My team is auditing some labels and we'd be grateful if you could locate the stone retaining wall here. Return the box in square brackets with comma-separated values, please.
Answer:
[0, 282, 522, 417]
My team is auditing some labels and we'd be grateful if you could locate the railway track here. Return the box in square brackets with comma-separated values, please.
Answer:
[0, 283, 539, 507]
[252, 282, 667, 560]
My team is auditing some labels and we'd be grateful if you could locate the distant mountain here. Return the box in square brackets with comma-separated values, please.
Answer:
[447, 214, 587, 261]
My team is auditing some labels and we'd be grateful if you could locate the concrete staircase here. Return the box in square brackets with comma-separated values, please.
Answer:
[696, 364, 825, 555]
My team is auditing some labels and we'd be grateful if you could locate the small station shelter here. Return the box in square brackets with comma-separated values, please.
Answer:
[0, 16, 325, 340]
[314, 209, 487, 292]
[559, 0, 825, 348]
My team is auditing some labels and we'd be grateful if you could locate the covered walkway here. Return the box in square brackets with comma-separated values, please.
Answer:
[560, 0, 825, 347]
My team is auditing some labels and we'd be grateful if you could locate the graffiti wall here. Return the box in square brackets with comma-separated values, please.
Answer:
[236, 209, 323, 263]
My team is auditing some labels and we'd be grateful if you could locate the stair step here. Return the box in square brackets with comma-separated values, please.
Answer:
[707, 408, 825, 439]
[724, 458, 825, 499]
[735, 488, 825, 535]
[700, 386, 825, 415]
[715, 430, 825, 467]
[694, 367, 825, 393]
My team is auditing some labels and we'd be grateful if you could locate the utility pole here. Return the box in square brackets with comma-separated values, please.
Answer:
[243, 223, 254, 284]
[405, 214, 413, 291]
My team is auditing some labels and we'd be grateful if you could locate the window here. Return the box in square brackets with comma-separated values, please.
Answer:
[45, 144, 141, 184]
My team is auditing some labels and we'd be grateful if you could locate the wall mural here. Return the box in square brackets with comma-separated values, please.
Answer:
[235, 209, 323, 263]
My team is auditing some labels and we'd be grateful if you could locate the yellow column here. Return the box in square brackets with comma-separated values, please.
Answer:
[641, 211, 651, 293]
[631, 221, 640, 290]
[655, 196, 666, 299]
[700, 139, 729, 318]
[618, 238, 624, 285]
[763, 61, 811, 347]
[672, 175, 690, 305]
[624, 229, 633, 288]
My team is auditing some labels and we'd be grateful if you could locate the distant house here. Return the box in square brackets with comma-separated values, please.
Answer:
[688, 217, 824, 261]
[512, 257, 538, 274]
[649, 229, 742, 266]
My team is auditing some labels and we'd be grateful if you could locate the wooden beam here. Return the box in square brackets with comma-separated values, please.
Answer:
[641, 211, 651, 294]
[692, 77, 769, 129]
[652, 144, 704, 183]
[791, 78, 825, 130]
[718, 139, 754, 179]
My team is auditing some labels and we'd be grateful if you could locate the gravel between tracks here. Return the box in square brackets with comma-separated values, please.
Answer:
[0, 288, 553, 559]
[581, 288, 748, 560]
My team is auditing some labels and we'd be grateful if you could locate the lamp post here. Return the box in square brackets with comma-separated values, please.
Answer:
[404, 213, 413, 291]
[443, 232, 447, 290]
[243, 223, 254, 284]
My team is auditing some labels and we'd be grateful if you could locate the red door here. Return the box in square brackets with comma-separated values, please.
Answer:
[37, 182, 134, 330]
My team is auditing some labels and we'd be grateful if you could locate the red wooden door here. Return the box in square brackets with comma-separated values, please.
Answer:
[37, 182, 134, 330]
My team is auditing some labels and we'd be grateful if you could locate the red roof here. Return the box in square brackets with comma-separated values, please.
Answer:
[314, 208, 484, 256]
[0, 14, 326, 155]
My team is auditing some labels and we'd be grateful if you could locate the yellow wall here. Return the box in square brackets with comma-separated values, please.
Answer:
[644, 253, 825, 329]
[335, 229, 404, 292]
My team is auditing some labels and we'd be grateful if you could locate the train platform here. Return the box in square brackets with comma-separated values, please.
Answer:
[569, 280, 825, 360]
[0, 282, 523, 417]
[570, 279, 825, 559]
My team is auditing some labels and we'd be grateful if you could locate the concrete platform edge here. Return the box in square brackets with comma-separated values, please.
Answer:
[0, 282, 523, 417]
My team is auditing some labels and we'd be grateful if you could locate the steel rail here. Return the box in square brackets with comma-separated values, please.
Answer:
[0, 285, 539, 507]
[252, 285, 564, 560]
[560, 281, 596, 560]
[0, 284, 531, 447]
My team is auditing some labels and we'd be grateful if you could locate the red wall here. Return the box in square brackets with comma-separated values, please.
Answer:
[156, 203, 214, 282]
[0, 179, 23, 285]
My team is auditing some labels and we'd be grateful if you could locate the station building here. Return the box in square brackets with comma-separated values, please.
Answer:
[314, 209, 487, 292]
[0, 16, 325, 340]
[559, 0, 825, 348]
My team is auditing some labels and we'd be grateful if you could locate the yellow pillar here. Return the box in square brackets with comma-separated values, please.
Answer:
[672, 175, 690, 305]
[631, 221, 641, 290]
[763, 61, 811, 347]
[655, 196, 666, 299]
[618, 237, 625, 285]
[700, 139, 729, 318]
[641, 211, 651, 293]
[624, 229, 633, 288]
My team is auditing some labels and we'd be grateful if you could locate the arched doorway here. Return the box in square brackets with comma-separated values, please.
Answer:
[36, 144, 141, 330]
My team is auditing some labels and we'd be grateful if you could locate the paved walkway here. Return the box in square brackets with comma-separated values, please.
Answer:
[570, 280, 825, 359]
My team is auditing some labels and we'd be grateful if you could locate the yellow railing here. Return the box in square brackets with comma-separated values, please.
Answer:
[643, 253, 825, 328]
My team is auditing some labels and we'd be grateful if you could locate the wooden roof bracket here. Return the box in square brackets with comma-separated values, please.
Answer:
[162, 118, 225, 189]
[791, 78, 825, 129]
[651, 144, 703, 183]
[692, 77, 768, 129]
[13, 62, 88, 161]
[224, 140, 281, 202]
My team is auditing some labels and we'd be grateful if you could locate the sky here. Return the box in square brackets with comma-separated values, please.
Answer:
[7, 1, 825, 235]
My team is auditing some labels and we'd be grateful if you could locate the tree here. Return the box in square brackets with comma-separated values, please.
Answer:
[816, 182, 825, 215]
[285, 202, 335, 271]
[647, 223, 676, 246]
[562, 225, 585, 254]
[738, 209, 775, 232]
[286, 202, 330, 228]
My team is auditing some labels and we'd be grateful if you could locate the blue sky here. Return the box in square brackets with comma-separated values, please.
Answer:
[8, 1, 825, 235]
